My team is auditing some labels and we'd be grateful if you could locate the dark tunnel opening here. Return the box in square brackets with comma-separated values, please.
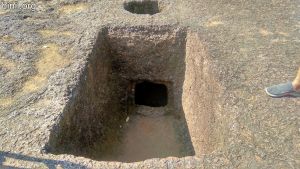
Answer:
[135, 81, 168, 107]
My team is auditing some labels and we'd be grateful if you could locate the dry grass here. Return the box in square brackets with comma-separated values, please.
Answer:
[59, 3, 89, 15]
[13, 44, 31, 53]
[1, 35, 14, 42]
[0, 97, 14, 108]
[38, 30, 74, 38]
[0, 10, 8, 15]
[259, 29, 273, 36]
[205, 21, 224, 27]
[22, 44, 70, 92]
[0, 57, 16, 70]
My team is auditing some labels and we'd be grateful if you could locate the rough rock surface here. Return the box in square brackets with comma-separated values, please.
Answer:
[0, 0, 299, 168]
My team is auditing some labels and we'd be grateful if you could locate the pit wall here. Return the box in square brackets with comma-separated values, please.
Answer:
[183, 32, 221, 155]
[47, 29, 126, 156]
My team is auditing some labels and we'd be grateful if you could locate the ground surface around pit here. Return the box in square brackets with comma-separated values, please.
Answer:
[0, 0, 299, 168]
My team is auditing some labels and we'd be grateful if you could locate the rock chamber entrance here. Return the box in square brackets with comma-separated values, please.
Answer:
[135, 81, 168, 107]
[47, 26, 219, 162]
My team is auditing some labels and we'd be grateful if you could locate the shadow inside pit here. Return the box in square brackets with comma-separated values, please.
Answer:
[0, 151, 85, 169]
[47, 26, 195, 162]
[124, 0, 160, 15]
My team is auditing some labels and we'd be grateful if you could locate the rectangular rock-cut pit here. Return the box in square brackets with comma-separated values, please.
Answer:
[47, 26, 219, 162]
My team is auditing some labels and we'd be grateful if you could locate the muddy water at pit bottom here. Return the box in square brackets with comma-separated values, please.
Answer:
[94, 113, 193, 162]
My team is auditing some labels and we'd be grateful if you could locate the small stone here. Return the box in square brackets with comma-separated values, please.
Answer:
[126, 116, 130, 122]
